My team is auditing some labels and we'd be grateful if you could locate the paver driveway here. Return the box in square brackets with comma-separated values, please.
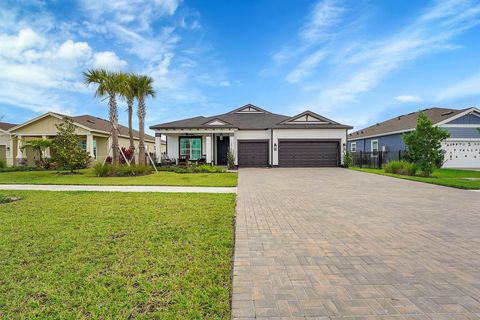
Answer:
[232, 168, 480, 319]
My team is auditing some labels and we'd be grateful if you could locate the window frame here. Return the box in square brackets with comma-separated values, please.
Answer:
[179, 136, 203, 160]
[371, 139, 379, 156]
[350, 142, 357, 152]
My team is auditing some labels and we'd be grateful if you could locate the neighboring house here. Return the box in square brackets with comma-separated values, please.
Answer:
[8, 112, 165, 166]
[150, 104, 352, 167]
[0, 122, 17, 166]
[348, 107, 480, 168]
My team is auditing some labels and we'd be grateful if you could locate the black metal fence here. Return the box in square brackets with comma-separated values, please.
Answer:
[352, 150, 405, 169]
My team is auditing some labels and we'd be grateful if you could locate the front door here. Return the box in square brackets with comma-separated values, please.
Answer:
[216, 136, 229, 165]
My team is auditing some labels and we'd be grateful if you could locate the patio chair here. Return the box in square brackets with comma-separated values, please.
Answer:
[161, 152, 175, 166]
[178, 155, 189, 166]
[197, 156, 207, 165]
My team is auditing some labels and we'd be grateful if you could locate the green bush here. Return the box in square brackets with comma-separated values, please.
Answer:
[0, 166, 45, 173]
[94, 163, 153, 177]
[158, 164, 226, 174]
[343, 151, 353, 168]
[0, 160, 6, 169]
[384, 160, 418, 176]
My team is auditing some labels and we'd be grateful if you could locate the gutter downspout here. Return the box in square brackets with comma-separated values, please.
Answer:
[270, 128, 273, 167]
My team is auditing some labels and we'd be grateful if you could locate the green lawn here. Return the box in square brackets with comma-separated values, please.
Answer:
[351, 167, 480, 189]
[0, 169, 237, 187]
[0, 191, 235, 319]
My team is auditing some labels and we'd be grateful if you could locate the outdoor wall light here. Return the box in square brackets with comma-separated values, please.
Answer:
[274, 143, 277, 151]
[219, 133, 224, 141]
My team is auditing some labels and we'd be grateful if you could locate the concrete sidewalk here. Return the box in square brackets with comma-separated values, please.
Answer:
[0, 184, 237, 193]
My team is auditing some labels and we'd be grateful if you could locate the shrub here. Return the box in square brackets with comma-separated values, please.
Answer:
[94, 163, 153, 177]
[0, 160, 5, 169]
[227, 148, 235, 169]
[53, 118, 90, 172]
[0, 166, 45, 173]
[343, 151, 353, 168]
[158, 164, 226, 174]
[384, 160, 418, 176]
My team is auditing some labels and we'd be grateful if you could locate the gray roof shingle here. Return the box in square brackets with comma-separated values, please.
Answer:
[348, 107, 467, 140]
[0, 122, 17, 131]
[150, 104, 352, 130]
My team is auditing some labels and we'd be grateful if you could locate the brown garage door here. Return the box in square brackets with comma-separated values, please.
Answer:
[238, 141, 269, 167]
[279, 140, 339, 167]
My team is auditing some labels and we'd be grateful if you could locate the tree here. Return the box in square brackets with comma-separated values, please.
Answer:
[52, 118, 90, 173]
[20, 138, 52, 167]
[402, 113, 450, 176]
[83, 69, 123, 166]
[132, 74, 155, 165]
[118, 72, 136, 160]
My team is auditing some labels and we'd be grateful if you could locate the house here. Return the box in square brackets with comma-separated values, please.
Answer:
[8, 112, 165, 166]
[0, 122, 17, 166]
[150, 104, 352, 167]
[347, 107, 480, 168]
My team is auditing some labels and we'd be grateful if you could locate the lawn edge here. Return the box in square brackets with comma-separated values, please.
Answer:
[349, 167, 480, 190]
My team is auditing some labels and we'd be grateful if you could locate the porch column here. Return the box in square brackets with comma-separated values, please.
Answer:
[86, 134, 94, 158]
[16, 135, 23, 160]
[205, 135, 212, 164]
[42, 135, 51, 158]
[229, 135, 235, 155]
[155, 134, 162, 161]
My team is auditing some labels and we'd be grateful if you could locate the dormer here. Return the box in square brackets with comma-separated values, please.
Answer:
[231, 104, 269, 114]
[280, 110, 336, 125]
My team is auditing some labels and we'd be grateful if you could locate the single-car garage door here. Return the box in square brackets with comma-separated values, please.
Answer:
[238, 141, 269, 167]
[279, 140, 339, 167]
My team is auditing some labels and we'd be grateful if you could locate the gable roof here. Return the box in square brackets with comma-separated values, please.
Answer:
[0, 121, 17, 132]
[9, 112, 155, 142]
[150, 104, 352, 130]
[348, 107, 469, 140]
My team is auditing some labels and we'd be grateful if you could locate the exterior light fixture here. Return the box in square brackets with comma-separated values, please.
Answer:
[274, 143, 277, 151]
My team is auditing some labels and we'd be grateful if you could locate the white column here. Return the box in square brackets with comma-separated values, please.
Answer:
[86, 134, 94, 158]
[42, 135, 51, 158]
[206, 135, 212, 163]
[155, 134, 162, 161]
[16, 136, 23, 160]
[229, 135, 235, 154]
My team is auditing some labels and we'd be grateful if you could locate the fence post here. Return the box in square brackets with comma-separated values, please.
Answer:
[398, 150, 401, 161]
[360, 151, 362, 168]
[378, 151, 383, 169]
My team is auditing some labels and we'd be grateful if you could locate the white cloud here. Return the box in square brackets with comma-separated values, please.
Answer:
[92, 51, 127, 70]
[58, 40, 92, 60]
[312, 0, 480, 108]
[81, 0, 181, 31]
[286, 49, 328, 83]
[438, 73, 480, 101]
[0, 28, 46, 60]
[219, 81, 231, 87]
[301, 0, 345, 42]
[395, 95, 424, 103]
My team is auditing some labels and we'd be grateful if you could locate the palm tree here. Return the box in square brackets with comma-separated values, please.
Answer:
[83, 69, 123, 166]
[132, 74, 155, 165]
[118, 73, 136, 161]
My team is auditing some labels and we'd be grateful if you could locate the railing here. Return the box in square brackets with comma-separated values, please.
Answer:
[351, 150, 405, 169]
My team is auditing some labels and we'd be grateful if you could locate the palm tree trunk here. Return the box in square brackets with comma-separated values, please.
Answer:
[109, 93, 119, 166]
[138, 96, 146, 165]
[127, 97, 135, 164]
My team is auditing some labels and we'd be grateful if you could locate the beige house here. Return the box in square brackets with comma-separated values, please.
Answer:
[7, 112, 165, 166]
[1, 122, 17, 166]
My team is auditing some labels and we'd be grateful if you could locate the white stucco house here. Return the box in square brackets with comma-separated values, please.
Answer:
[0, 121, 17, 166]
[150, 104, 352, 167]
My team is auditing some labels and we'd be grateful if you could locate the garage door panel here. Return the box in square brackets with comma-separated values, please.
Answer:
[279, 140, 339, 167]
[238, 141, 269, 167]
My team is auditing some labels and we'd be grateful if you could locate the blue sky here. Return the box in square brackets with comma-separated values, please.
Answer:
[1, 0, 479, 133]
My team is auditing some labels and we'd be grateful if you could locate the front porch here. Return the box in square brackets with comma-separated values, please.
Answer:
[12, 134, 110, 166]
[156, 129, 236, 165]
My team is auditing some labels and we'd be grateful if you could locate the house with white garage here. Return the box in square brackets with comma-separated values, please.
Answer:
[0, 121, 17, 166]
[347, 107, 480, 168]
[150, 104, 352, 167]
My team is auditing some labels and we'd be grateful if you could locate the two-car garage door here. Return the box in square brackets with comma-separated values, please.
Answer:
[237, 140, 340, 167]
[278, 140, 339, 167]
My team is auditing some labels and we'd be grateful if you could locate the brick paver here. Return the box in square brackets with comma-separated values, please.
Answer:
[232, 168, 480, 319]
